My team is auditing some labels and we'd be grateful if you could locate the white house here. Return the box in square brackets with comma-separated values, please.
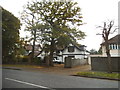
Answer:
[24, 44, 41, 57]
[61, 43, 89, 62]
[101, 34, 120, 57]
[88, 34, 120, 64]
[36, 43, 89, 64]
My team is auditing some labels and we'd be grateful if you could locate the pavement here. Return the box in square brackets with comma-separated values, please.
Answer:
[2, 64, 91, 76]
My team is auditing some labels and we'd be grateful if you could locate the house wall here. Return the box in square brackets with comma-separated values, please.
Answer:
[37, 51, 46, 60]
[63, 47, 85, 55]
[62, 55, 85, 62]
[102, 45, 120, 56]
[56, 55, 63, 62]
[62, 47, 85, 62]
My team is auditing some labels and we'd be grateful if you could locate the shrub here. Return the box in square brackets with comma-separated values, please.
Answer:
[33, 57, 42, 65]
[22, 55, 29, 62]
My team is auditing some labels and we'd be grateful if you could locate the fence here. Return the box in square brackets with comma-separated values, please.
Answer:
[91, 57, 120, 72]
[64, 57, 88, 68]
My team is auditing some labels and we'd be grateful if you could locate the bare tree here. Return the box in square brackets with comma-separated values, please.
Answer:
[97, 20, 118, 73]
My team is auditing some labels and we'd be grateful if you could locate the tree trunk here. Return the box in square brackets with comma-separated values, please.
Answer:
[49, 38, 55, 66]
[45, 56, 49, 66]
[106, 49, 112, 73]
[49, 49, 54, 66]
[30, 29, 37, 63]
[105, 40, 112, 73]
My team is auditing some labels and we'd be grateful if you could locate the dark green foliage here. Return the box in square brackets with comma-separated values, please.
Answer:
[33, 57, 41, 65]
[22, 56, 29, 62]
[89, 49, 98, 55]
[2, 7, 21, 63]
[98, 47, 102, 54]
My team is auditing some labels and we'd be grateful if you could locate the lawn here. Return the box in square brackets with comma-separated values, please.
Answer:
[2, 64, 44, 69]
[77, 71, 120, 80]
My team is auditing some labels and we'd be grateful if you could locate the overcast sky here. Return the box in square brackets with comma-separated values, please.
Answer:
[1, 0, 119, 51]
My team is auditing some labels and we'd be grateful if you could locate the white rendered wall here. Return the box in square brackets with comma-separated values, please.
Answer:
[102, 45, 120, 56]
[62, 47, 85, 55]
[62, 47, 85, 62]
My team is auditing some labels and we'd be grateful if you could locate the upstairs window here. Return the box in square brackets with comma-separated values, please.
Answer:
[109, 44, 119, 50]
[109, 44, 112, 50]
[118, 45, 120, 50]
[68, 46, 74, 52]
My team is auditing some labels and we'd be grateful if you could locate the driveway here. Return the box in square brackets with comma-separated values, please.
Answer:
[32, 64, 91, 75]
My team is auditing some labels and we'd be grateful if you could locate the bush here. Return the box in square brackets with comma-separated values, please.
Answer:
[22, 55, 29, 62]
[33, 57, 42, 65]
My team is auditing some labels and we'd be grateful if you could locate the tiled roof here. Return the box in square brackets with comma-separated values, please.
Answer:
[101, 34, 120, 45]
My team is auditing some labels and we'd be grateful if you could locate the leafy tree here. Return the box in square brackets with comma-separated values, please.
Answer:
[89, 49, 98, 55]
[98, 46, 102, 54]
[2, 7, 21, 63]
[21, 2, 47, 63]
[97, 20, 118, 73]
[18, 38, 27, 55]
[21, 1, 86, 66]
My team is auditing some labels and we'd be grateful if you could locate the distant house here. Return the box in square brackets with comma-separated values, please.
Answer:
[37, 43, 89, 63]
[24, 44, 41, 57]
[61, 43, 89, 62]
[101, 34, 120, 57]
[88, 34, 120, 64]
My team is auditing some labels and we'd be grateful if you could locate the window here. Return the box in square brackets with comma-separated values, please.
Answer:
[68, 46, 74, 52]
[109, 44, 119, 50]
[118, 45, 120, 50]
[109, 44, 112, 49]
[115, 44, 118, 49]
[112, 44, 115, 49]
[113, 44, 118, 49]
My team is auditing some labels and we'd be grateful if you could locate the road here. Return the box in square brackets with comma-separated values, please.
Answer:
[2, 68, 119, 89]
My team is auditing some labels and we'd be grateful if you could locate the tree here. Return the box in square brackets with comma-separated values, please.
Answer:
[98, 46, 102, 54]
[97, 20, 118, 73]
[21, 2, 45, 63]
[2, 7, 21, 63]
[22, 1, 86, 66]
[18, 38, 27, 55]
[89, 49, 98, 55]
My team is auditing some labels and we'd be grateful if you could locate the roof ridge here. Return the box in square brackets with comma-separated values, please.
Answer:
[101, 34, 120, 45]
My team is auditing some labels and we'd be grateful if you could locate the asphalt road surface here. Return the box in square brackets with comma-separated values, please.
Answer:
[2, 69, 119, 89]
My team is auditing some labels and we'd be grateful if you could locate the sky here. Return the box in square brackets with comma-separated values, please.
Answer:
[0, 0, 119, 51]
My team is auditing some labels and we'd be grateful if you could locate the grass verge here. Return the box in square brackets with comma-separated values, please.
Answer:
[2, 64, 44, 69]
[76, 71, 120, 80]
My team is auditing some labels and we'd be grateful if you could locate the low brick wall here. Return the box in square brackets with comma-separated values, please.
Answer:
[64, 58, 87, 68]
[91, 57, 120, 72]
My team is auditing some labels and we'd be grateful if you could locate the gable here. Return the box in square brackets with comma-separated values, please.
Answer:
[68, 46, 75, 52]
[101, 34, 120, 45]
[62, 45, 85, 54]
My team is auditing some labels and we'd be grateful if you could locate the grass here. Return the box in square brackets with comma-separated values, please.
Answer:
[2, 64, 44, 69]
[77, 71, 120, 79]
